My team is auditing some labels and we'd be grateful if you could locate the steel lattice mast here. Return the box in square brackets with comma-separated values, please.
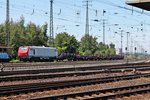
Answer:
[85, 0, 91, 35]
[49, 0, 54, 46]
[85, 0, 89, 35]
[6, 0, 10, 47]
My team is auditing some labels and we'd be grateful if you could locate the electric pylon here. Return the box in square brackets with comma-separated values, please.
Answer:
[49, 0, 54, 47]
[84, 0, 92, 35]
[6, 0, 10, 47]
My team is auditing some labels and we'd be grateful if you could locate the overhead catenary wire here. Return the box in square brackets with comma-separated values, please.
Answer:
[0, 0, 150, 34]
[0, 0, 146, 24]
[94, 0, 150, 17]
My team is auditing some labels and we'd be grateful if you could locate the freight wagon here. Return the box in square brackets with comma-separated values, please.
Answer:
[18, 46, 58, 62]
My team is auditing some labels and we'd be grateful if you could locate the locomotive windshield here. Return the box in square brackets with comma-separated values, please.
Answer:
[20, 47, 28, 51]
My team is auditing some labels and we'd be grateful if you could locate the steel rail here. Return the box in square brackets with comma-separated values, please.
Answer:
[1, 66, 150, 82]
[0, 73, 150, 96]
[0, 70, 121, 82]
[0, 68, 149, 82]
[30, 83, 150, 100]
[0, 62, 150, 77]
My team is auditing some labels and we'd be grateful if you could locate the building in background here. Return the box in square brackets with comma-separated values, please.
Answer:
[126, 0, 150, 10]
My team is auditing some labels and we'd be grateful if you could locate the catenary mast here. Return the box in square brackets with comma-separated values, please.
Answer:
[49, 0, 54, 46]
[6, 0, 10, 47]
[84, 0, 91, 35]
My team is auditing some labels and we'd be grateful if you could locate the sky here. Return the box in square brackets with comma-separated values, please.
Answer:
[1, 0, 150, 54]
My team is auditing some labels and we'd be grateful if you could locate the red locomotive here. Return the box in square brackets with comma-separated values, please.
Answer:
[18, 46, 58, 62]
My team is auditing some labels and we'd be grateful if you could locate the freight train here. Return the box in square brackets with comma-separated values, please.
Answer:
[0, 46, 11, 62]
[18, 46, 124, 62]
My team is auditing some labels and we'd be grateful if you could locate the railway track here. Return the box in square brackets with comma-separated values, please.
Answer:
[0, 62, 150, 77]
[1, 63, 150, 82]
[9, 62, 150, 69]
[30, 83, 150, 100]
[0, 73, 150, 96]
[0, 61, 150, 99]
[0, 67, 150, 82]
[1, 60, 125, 68]
[0, 70, 121, 82]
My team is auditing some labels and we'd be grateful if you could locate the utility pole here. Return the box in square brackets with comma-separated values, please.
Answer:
[102, 19, 105, 44]
[92, 18, 106, 44]
[126, 32, 130, 63]
[49, 0, 54, 47]
[102, 10, 106, 44]
[126, 32, 130, 54]
[6, 0, 10, 47]
[84, 0, 91, 35]
[115, 29, 123, 55]
[130, 37, 133, 55]
[121, 30, 123, 55]
[120, 30, 123, 55]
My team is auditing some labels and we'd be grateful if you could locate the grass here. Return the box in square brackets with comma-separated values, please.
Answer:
[9, 59, 20, 63]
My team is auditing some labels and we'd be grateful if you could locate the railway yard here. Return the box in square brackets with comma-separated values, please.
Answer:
[0, 60, 149, 100]
[1, 0, 150, 99]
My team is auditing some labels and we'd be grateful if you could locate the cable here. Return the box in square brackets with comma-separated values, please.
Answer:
[94, 0, 150, 17]
[0, 0, 150, 35]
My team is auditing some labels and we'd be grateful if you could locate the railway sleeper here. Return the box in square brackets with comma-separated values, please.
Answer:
[1, 74, 150, 97]
[30, 83, 150, 100]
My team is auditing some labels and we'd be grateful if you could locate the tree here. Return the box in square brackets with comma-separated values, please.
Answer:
[55, 32, 79, 54]
[80, 34, 98, 55]
[0, 16, 117, 59]
[67, 36, 79, 53]
[4, 17, 48, 58]
[0, 24, 5, 45]
[109, 43, 115, 49]
[11, 32, 22, 58]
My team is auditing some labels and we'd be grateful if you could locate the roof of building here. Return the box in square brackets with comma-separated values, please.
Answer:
[126, 0, 150, 11]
